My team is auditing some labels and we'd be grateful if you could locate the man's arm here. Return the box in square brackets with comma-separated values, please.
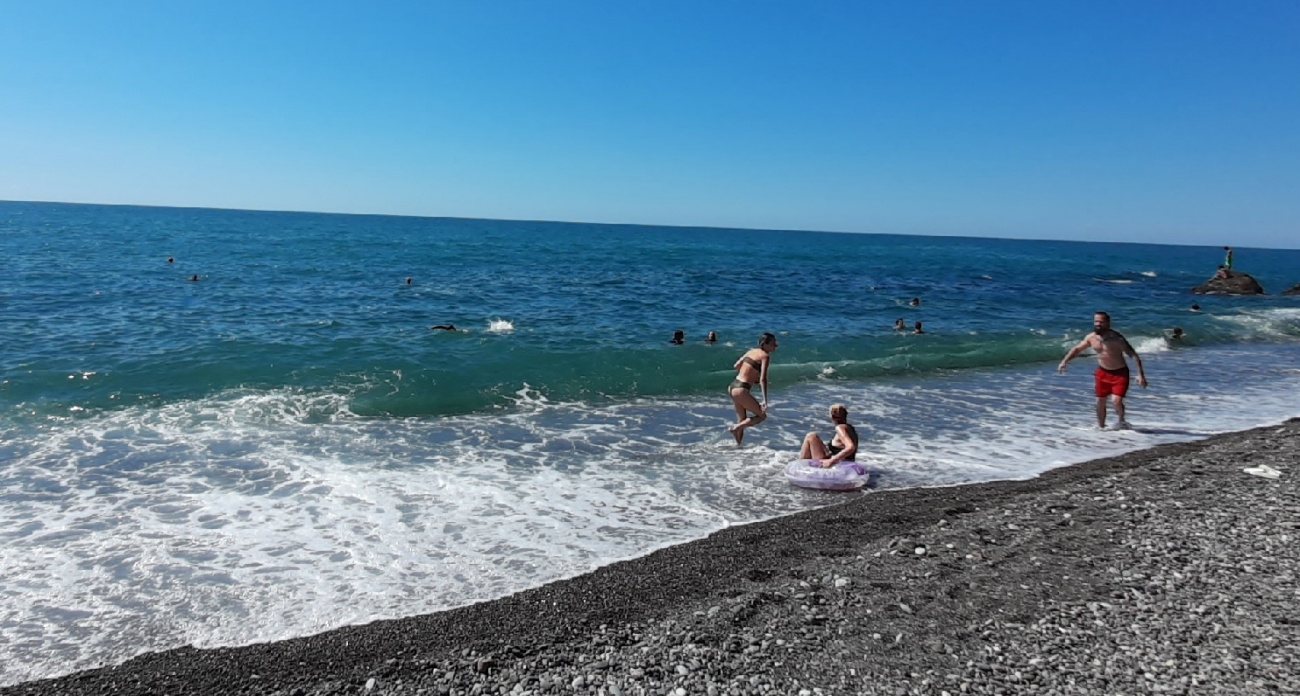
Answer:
[1124, 341, 1149, 387]
[1058, 336, 1093, 373]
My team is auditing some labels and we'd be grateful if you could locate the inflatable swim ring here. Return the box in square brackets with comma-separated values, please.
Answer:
[784, 459, 869, 491]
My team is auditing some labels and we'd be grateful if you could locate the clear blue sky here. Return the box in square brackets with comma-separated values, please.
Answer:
[2, 1, 1297, 247]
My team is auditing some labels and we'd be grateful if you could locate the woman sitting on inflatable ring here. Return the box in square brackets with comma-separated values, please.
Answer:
[799, 404, 858, 468]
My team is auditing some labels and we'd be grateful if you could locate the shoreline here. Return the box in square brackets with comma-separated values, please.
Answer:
[5, 419, 1297, 695]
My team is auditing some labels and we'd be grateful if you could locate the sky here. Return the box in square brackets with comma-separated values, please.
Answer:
[1, 1, 1298, 248]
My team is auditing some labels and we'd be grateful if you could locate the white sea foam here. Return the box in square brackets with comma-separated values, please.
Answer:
[1131, 336, 1171, 354]
[1141, 271, 1157, 277]
[2, 343, 1299, 686]
[486, 318, 515, 333]
[1213, 307, 1300, 339]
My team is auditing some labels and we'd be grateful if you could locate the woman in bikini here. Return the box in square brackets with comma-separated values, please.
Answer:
[729, 332, 777, 445]
[799, 404, 858, 468]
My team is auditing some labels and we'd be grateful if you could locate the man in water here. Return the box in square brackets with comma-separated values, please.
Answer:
[1058, 311, 1148, 429]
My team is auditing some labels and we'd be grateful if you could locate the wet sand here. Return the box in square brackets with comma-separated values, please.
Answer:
[5, 420, 1297, 695]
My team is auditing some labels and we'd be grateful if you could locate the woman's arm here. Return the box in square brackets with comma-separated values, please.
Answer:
[825, 424, 856, 465]
[759, 354, 770, 407]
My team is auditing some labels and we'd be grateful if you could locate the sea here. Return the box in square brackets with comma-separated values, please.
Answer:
[2, 200, 1299, 685]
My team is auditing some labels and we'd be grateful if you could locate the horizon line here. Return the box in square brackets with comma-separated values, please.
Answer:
[0, 197, 1286, 252]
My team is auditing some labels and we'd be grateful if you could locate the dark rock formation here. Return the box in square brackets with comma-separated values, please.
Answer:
[1282, 283, 1300, 296]
[1192, 269, 1264, 295]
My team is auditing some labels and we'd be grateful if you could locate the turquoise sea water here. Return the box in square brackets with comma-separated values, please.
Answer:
[3, 201, 1300, 684]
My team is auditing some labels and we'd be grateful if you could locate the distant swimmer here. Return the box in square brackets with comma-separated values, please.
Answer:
[1190, 304, 1201, 312]
[188, 274, 200, 282]
[1169, 327, 1185, 342]
[670, 330, 685, 345]
[893, 318, 906, 331]
[728, 332, 777, 446]
[705, 331, 718, 344]
[800, 404, 859, 469]
[912, 321, 925, 335]
[429, 324, 458, 331]
[167, 257, 174, 264]
[406, 277, 413, 285]
[909, 297, 921, 307]
[1058, 311, 1148, 430]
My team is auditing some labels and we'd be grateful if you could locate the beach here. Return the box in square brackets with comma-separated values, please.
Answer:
[5, 203, 1300, 690]
[6, 419, 1295, 695]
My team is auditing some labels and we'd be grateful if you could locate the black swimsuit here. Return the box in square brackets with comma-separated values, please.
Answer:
[826, 423, 859, 461]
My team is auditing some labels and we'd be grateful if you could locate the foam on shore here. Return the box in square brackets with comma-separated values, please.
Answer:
[8, 419, 1296, 695]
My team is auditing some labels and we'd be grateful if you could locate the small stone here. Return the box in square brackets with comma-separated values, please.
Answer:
[915, 546, 927, 556]
[677, 664, 690, 675]
[365, 677, 376, 691]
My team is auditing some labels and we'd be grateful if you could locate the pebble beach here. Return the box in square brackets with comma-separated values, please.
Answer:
[5, 419, 1296, 696]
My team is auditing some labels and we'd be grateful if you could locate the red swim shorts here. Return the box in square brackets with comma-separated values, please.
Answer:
[1094, 367, 1130, 397]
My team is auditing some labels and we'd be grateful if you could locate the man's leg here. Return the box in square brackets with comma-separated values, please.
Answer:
[1113, 395, 1128, 427]
[1095, 397, 1108, 429]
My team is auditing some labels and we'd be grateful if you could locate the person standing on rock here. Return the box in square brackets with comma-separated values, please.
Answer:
[1223, 246, 1234, 270]
[1058, 311, 1148, 429]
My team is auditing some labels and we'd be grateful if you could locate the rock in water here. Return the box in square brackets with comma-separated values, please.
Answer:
[1281, 283, 1300, 296]
[1191, 269, 1265, 295]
